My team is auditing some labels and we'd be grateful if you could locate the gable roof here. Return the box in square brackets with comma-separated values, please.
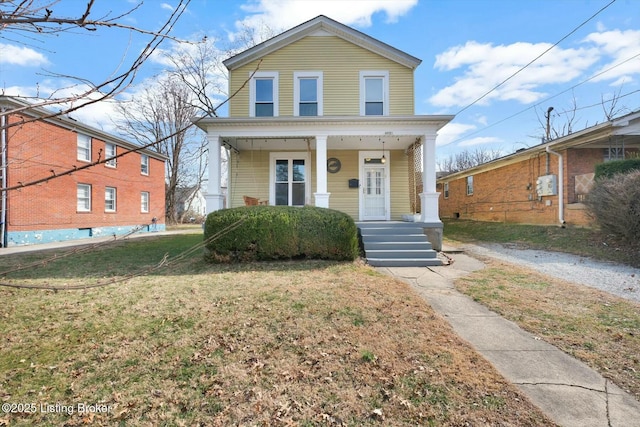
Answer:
[224, 15, 422, 71]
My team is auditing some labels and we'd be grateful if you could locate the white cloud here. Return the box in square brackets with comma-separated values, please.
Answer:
[160, 3, 174, 12]
[0, 43, 49, 66]
[458, 136, 502, 147]
[235, 0, 417, 39]
[436, 122, 476, 146]
[429, 40, 600, 108]
[582, 29, 640, 84]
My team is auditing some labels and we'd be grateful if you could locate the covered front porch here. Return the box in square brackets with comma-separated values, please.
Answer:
[197, 115, 453, 227]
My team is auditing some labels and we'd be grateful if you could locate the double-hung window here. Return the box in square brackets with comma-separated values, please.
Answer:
[77, 133, 91, 162]
[141, 154, 149, 175]
[270, 153, 308, 207]
[105, 143, 117, 167]
[466, 176, 474, 196]
[294, 71, 323, 116]
[250, 71, 279, 117]
[444, 182, 449, 199]
[77, 184, 91, 212]
[105, 187, 116, 212]
[141, 192, 150, 213]
[360, 71, 389, 116]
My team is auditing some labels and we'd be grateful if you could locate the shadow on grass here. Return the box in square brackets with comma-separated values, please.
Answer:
[0, 234, 353, 282]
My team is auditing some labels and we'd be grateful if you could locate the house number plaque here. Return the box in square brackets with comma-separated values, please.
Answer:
[327, 157, 341, 173]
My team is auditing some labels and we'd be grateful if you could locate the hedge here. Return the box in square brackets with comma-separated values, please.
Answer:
[203, 206, 359, 262]
[595, 158, 640, 180]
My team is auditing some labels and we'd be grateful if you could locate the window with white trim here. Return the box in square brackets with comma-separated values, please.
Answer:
[77, 184, 91, 212]
[444, 182, 449, 199]
[250, 71, 279, 117]
[141, 154, 149, 175]
[105, 187, 116, 212]
[105, 143, 117, 167]
[270, 153, 308, 206]
[141, 191, 150, 213]
[294, 71, 323, 116]
[77, 133, 91, 162]
[466, 176, 474, 196]
[360, 71, 389, 116]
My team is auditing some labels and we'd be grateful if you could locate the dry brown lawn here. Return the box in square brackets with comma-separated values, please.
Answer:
[0, 239, 555, 426]
[455, 257, 640, 402]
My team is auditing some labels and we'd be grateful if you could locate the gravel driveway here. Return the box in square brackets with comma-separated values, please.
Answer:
[460, 243, 640, 303]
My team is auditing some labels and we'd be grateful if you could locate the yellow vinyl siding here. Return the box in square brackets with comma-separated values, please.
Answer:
[326, 150, 359, 218]
[229, 36, 414, 117]
[389, 150, 410, 219]
[227, 150, 270, 208]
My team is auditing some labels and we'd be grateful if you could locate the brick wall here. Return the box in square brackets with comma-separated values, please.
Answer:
[5, 114, 165, 235]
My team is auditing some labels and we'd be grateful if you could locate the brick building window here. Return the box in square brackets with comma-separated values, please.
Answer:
[77, 134, 91, 162]
[466, 176, 474, 196]
[105, 187, 116, 212]
[105, 143, 117, 167]
[141, 192, 149, 213]
[444, 182, 449, 199]
[77, 184, 91, 212]
[141, 154, 149, 175]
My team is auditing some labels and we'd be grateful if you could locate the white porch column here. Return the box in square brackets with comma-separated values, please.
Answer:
[314, 135, 330, 208]
[205, 133, 225, 212]
[420, 133, 441, 223]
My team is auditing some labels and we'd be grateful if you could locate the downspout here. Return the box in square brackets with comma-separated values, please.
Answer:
[1, 107, 7, 247]
[545, 145, 565, 226]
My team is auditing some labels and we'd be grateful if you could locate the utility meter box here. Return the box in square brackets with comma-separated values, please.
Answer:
[536, 174, 557, 196]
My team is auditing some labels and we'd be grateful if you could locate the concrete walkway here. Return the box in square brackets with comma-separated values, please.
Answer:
[378, 249, 640, 427]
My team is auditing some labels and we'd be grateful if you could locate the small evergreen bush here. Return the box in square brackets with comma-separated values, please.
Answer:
[585, 170, 640, 243]
[203, 206, 359, 263]
[594, 158, 640, 180]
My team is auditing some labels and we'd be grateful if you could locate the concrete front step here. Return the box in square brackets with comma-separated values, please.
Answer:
[365, 249, 438, 259]
[366, 257, 442, 267]
[363, 241, 433, 251]
[361, 234, 428, 242]
[358, 226, 424, 235]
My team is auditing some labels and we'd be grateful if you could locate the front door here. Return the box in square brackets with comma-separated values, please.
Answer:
[359, 151, 390, 221]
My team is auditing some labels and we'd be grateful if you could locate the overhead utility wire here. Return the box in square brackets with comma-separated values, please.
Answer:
[454, 0, 617, 117]
[448, 51, 640, 144]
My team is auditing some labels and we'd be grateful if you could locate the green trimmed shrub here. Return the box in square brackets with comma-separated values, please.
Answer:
[203, 206, 359, 263]
[585, 170, 640, 242]
[594, 158, 640, 180]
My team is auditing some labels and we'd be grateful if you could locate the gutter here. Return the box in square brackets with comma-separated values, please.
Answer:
[1, 107, 6, 246]
[545, 145, 565, 226]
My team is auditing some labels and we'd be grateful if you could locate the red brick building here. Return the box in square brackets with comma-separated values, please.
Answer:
[1, 96, 166, 247]
[438, 110, 640, 227]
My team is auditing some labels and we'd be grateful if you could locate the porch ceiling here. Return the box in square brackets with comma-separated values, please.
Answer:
[222, 135, 421, 151]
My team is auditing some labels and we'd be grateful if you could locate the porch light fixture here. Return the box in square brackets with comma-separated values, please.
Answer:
[381, 139, 386, 164]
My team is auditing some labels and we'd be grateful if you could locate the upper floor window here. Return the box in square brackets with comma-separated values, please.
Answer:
[105, 143, 117, 167]
[77, 184, 91, 212]
[360, 71, 389, 116]
[466, 176, 474, 196]
[77, 133, 91, 162]
[294, 71, 323, 116]
[250, 71, 279, 117]
[141, 154, 149, 175]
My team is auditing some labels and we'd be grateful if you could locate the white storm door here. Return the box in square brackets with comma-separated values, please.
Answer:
[359, 151, 390, 221]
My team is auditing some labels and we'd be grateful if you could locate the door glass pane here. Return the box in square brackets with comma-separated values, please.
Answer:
[292, 183, 305, 206]
[275, 183, 288, 205]
[276, 159, 288, 181]
[299, 79, 317, 102]
[292, 159, 305, 182]
[255, 79, 273, 102]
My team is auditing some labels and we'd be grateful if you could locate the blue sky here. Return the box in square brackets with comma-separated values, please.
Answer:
[2, 0, 639, 164]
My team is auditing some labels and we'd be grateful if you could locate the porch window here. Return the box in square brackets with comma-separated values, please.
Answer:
[250, 71, 279, 117]
[270, 153, 308, 206]
[294, 71, 323, 116]
[360, 71, 389, 116]
[466, 176, 474, 196]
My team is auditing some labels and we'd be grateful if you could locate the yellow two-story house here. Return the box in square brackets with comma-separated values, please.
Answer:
[196, 15, 453, 250]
